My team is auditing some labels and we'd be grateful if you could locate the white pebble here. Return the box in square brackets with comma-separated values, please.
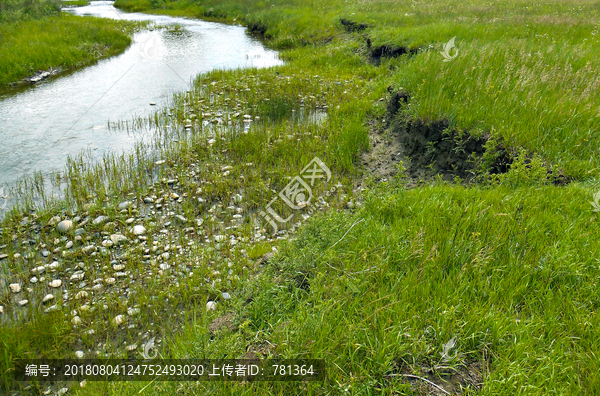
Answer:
[72, 316, 83, 325]
[75, 351, 85, 358]
[114, 314, 125, 325]
[49, 279, 62, 288]
[133, 225, 146, 235]
[110, 234, 128, 244]
[18, 300, 29, 306]
[206, 301, 217, 311]
[9, 283, 21, 293]
[42, 294, 54, 303]
[57, 220, 73, 233]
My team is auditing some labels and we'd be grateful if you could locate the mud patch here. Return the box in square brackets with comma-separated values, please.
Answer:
[361, 90, 511, 184]
[239, 342, 276, 359]
[396, 117, 511, 181]
[247, 21, 268, 36]
[369, 44, 417, 64]
[391, 360, 484, 395]
[208, 313, 238, 334]
[340, 18, 369, 32]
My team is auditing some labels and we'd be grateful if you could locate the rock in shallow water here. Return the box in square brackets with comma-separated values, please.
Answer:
[110, 234, 128, 244]
[42, 294, 54, 303]
[49, 279, 62, 288]
[57, 220, 73, 233]
[118, 201, 132, 210]
[93, 215, 109, 225]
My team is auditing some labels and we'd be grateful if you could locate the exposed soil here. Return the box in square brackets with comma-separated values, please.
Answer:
[368, 43, 418, 65]
[340, 18, 369, 32]
[208, 313, 238, 334]
[361, 90, 512, 185]
[247, 21, 268, 36]
[393, 360, 485, 395]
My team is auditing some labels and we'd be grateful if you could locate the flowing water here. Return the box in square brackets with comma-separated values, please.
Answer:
[0, 1, 282, 203]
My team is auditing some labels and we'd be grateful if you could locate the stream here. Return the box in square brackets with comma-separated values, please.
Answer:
[0, 1, 282, 205]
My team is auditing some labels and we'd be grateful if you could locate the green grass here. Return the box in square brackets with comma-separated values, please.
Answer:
[61, 0, 91, 7]
[2, 0, 600, 394]
[0, 0, 141, 89]
[0, 0, 61, 24]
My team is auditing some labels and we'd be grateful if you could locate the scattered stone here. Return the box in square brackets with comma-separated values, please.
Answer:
[93, 215, 109, 225]
[222, 292, 231, 300]
[159, 263, 170, 270]
[155, 160, 165, 165]
[106, 277, 116, 285]
[57, 387, 69, 396]
[75, 291, 88, 299]
[9, 283, 21, 293]
[18, 300, 29, 306]
[57, 220, 73, 233]
[48, 216, 61, 226]
[126, 344, 138, 352]
[75, 351, 85, 359]
[30, 276, 38, 284]
[133, 225, 146, 235]
[0, 254, 7, 260]
[118, 201, 132, 210]
[171, 193, 180, 200]
[115, 272, 127, 278]
[65, 241, 74, 249]
[91, 284, 104, 292]
[214, 235, 226, 242]
[126, 218, 135, 225]
[48, 261, 60, 271]
[110, 234, 128, 244]
[14, 253, 21, 259]
[0, 305, 3, 314]
[44, 305, 58, 313]
[174, 215, 187, 223]
[114, 315, 125, 325]
[127, 307, 140, 316]
[234, 194, 243, 203]
[74, 228, 85, 236]
[102, 240, 114, 248]
[70, 273, 84, 281]
[82, 245, 97, 255]
[49, 279, 62, 288]
[113, 264, 125, 271]
[206, 301, 217, 311]
[42, 294, 54, 303]
[143, 197, 154, 204]
[72, 316, 83, 325]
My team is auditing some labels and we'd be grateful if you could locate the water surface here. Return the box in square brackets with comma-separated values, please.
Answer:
[0, 1, 282, 196]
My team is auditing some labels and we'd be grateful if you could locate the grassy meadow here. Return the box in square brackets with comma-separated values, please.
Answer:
[0, 0, 140, 89]
[2, 0, 600, 395]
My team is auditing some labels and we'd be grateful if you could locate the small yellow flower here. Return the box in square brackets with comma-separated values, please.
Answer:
[471, 232, 481, 237]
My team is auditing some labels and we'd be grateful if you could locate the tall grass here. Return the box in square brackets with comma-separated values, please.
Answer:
[0, 0, 61, 24]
